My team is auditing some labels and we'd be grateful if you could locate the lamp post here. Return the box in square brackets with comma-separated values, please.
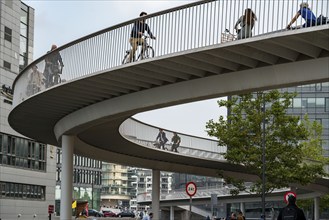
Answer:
[91, 171, 95, 209]
[261, 94, 266, 220]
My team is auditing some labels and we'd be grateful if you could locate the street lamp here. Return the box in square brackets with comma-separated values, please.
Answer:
[261, 94, 266, 220]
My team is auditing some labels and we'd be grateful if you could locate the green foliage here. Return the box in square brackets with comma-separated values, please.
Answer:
[298, 194, 329, 213]
[320, 194, 329, 212]
[206, 90, 328, 195]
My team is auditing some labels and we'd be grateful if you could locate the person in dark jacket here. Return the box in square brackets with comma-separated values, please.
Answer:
[155, 129, 168, 150]
[171, 132, 181, 152]
[44, 44, 64, 87]
[128, 12, 156, 62]
[277, 194, 306, 220]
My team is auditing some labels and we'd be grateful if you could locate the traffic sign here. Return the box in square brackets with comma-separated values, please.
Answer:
[48, 205, 54, 214]
[186, 182, 197, 197]
[284, 191, 296, 204]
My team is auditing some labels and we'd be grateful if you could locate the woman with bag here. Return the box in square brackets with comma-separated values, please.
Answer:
[234, 8, 257, 40]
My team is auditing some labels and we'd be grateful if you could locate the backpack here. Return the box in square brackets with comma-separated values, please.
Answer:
[317, 14, 329, 25]
[282, 207, 297, 220]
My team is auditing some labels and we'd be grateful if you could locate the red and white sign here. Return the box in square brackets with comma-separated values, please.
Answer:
[284, 191, 297, 204]
[186, 182, 197, 197]
[48, 205, 54, 214]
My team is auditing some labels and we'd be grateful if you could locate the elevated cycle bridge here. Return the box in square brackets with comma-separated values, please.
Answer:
[9, 0, 329, 219]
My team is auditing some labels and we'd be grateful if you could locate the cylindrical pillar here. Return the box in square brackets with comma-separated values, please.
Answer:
[60, 135, 74, 220]
[152, 170, 160, 220]
[240, 202, 245, 214]
[170, 206, 174, 220]
[314, 197, 320, 220]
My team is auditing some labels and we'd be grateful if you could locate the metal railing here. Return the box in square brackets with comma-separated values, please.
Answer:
[136, 184, 289, 202]
[119, 118, 226, 160]
[13, 0, 329, 105]
[137, 185, 231, 201]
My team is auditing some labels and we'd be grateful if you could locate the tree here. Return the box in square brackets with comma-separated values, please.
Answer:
[206, 90, 328, 195]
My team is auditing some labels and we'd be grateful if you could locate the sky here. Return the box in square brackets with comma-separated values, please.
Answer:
[22, 0, 227, 138]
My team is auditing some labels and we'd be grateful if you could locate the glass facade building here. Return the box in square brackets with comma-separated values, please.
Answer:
[55, 149, 102, 215]
[281, 82, 329, 172]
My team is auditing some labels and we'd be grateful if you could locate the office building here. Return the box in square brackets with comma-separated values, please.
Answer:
[101, 163, 131, 208]
[0, 1, 57, 219]
[55, 149, 102, 215]
[281, 82, 329, 172]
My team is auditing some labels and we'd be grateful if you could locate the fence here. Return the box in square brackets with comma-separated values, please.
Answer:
[13, 0, 329, 105]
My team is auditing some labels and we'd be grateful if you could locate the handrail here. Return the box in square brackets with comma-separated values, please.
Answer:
[12, 0, 215, 89]
[12, 0, 329, 106]
[136, 185, 289, 202]
[120, 118, 226, 160]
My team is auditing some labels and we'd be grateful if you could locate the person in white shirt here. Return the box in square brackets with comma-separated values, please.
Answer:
[142, 212, 153, 220]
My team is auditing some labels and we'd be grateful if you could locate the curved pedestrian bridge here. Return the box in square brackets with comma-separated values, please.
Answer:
[9, 0, 329, 203]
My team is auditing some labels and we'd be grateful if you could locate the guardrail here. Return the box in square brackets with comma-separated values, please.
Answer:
[119, 118, 226, 160]
[137, 185, 231, 201]
[13, 0, 329, 105]
[136, 184, 289, 202]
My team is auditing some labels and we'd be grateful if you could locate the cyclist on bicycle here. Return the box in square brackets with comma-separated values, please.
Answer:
[129, 12, 156, 62]
[44, 44, 64, 88]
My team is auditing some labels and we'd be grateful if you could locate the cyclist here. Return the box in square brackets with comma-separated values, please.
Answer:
[129, 12, 156, 62]
[44, 44, 64, 88]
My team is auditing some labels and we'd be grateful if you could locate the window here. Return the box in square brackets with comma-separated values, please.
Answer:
[3, 61, 11, 70]
[315, 83, 322, 91]
[307, 98, 316, 107]
[322, 119, 329, 129]
[293, 98, 301, 108]
[4, 26, 12, 42]
[316, 98, 325, 107]
[0, 133, 46, 171]
[326, 98, 329, 112]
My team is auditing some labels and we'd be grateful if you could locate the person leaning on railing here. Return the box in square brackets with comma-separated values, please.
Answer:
[129, 12, 156, 62]
[234, 8, 257, 40]
[287, 2, 316, 29]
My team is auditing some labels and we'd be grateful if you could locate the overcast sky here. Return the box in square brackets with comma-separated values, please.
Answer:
[22, 0, 226, 138]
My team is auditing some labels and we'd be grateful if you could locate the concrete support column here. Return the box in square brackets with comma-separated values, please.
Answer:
[240, 202, 245, 214]
[152, 169, 160, 220]
[314, 197, 320, 220]
[170, 206, 174, 220]
[60, 135, 74, 220]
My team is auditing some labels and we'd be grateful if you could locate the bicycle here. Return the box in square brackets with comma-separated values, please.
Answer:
[122, 35, 155, 64]
[43, 63, 63, 88]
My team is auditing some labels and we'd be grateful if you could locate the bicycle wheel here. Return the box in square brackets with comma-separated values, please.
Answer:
[122, 51, 131, 64]
[137, 46, 154, 61]
[143, 46, 154, 59]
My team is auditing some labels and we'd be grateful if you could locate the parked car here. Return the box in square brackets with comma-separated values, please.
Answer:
[117, 210, 135, 218]
[103, 210, 117, 217]
[88, 209, 103, 217]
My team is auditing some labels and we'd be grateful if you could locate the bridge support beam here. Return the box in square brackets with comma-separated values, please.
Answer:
[60, 135, 74, 220]
[170, 206, 174, 220]
[152, 169, 160, 220]
[314, 197, 320, 220]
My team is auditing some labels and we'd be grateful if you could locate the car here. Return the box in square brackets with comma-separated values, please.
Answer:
[88, 209, 103, 217]
[117, 210, 135, 218]
[102, 210, 117, 217]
